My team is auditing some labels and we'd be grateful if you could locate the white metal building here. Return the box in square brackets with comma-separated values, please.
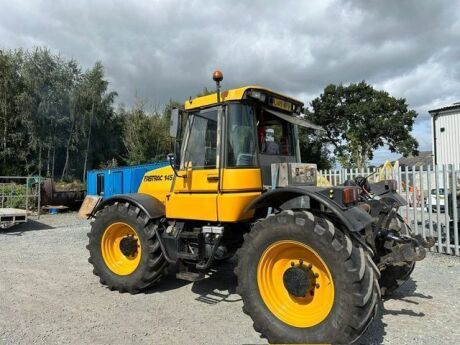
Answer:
[429, 101, 460, 165]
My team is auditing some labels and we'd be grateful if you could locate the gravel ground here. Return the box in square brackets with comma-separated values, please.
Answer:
[0, 213, 459, 345]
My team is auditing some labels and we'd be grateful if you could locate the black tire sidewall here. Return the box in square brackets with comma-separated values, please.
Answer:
[239, 215, 366, 343]
[89, 205, 153, 291]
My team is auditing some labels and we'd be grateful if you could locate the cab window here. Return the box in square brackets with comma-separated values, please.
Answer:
[257, 108, 294, 156]
[227, 104, 257, 167]
[183, 109, 217, 169]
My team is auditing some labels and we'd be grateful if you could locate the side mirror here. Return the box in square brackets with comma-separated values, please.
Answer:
[167, 153, 175, 165]
[167, 152, 185, 178]
[170, 108, 180, 139]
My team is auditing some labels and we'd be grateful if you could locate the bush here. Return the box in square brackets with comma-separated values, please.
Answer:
[0, 183, 38, 210]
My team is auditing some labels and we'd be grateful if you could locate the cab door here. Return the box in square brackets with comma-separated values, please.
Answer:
[166, 107, 221, 221]
[218, 103, 262, 222]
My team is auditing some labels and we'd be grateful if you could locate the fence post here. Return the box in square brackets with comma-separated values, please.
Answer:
[397, 166, 403, 216]
[435, 165, 442, 252]
[412, 166, 418, 235]
[443, 165, 450, 254]
[452, 168, 459, 256]
[405, 166, 410, 224]
[427, 165, 433, 246]
[37, 176, 41, 220]
[25, 177, 29, 222]
[419, 166, 425, 239]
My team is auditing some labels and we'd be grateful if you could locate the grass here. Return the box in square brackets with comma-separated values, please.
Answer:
[54, 180, 85, 192]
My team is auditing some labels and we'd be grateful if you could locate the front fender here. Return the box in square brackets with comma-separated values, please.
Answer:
[91, 193, 165, 219]
[245, 187, 373, 232]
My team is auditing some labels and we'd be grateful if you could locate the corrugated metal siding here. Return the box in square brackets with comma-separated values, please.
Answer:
[434, 109, 460, 165]
[86, 161, 168, 199]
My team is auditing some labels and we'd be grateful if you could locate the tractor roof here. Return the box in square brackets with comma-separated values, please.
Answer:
[184, 86, 304, 111]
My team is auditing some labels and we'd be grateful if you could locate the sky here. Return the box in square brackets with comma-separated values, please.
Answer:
[1, 0, 459, 164]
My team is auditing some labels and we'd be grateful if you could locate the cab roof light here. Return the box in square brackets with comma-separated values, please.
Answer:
[248, 90, 267, 102]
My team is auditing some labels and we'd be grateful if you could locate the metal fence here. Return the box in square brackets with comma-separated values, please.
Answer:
[0, 176, 42, 223]
[318, 164, 460, 256]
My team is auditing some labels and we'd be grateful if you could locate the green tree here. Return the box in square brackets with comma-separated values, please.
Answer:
[0, 47, 121, 179]
[73, 62, 117, 181]
[307, 82, 418, 168]
[123, 99, 170, 165]
[0, 49, 24, 174]
[17, 47, 67, 175]
[298, 127, 334, 170]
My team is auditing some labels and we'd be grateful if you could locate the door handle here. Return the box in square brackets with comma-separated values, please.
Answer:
[207, 175, 219, 182]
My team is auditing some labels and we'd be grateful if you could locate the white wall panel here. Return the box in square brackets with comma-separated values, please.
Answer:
[434, 109, 460, 165]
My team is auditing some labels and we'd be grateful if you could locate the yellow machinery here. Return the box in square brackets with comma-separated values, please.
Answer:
[84, 71, 432, 344]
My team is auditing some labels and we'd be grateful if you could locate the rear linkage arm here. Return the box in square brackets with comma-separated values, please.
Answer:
[377, 228, 436, 267]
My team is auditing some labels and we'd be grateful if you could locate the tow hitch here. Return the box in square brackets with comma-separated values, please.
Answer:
[377, 229, 436, 267]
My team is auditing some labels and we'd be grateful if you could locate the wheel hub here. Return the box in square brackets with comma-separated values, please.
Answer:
[119, 235, 138, 257]
[257, 240, 334, 328]
[283, 260, 317, 297]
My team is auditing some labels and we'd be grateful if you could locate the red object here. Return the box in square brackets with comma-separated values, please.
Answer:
[343, 187, 359, 205]
[258, 127, 265, 149]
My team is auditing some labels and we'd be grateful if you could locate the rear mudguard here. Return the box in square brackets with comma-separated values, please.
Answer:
[90, 193, 165, 219]
[245, 187, 373, 232]
[369, 181, 407, 207]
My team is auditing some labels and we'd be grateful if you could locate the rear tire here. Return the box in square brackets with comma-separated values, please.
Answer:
[87, 202, 167, 294]
[235, 210, 380, 344]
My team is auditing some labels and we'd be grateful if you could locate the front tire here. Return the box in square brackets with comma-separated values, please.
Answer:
[235, 210, 380, 344]
[87, 202, 167, 294]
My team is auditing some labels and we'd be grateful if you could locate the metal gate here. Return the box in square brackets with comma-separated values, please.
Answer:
[0, 176, 41, 227]
[318, 164, 460, 256]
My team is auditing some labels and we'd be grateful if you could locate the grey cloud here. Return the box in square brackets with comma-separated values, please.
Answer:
[1, 0, 459, 154]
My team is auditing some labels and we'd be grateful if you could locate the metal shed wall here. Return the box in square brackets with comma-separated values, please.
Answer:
[432, 109, 460, 165]
[87, 161, 168, 199]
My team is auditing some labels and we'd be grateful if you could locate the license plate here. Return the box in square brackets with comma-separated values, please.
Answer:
[272, 98, 292, 111]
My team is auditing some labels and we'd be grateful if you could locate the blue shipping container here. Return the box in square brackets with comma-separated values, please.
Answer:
[86, 161, 169, 199]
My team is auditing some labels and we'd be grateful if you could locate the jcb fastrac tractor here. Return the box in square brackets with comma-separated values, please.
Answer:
[84, 71, 434, 344]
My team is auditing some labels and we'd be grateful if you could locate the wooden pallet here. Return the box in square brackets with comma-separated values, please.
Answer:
[0, 208, 28, 225]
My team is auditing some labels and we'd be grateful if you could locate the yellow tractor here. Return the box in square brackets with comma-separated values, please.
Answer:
[84, 71, 433, 344]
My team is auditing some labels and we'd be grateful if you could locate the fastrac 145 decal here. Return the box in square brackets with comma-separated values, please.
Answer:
[143, 174, 173, 182]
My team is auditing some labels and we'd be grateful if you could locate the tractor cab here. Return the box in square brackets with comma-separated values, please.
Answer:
[154, 74, 322, 222]
[170, 83, 321, 187]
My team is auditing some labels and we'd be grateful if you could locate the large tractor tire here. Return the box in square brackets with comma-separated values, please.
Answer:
[378, 215, 415, 297]
[87, 202, 167, 294]
[235, 210, 380, 344]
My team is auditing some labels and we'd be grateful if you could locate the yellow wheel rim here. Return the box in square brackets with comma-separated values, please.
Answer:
[101, 222, 142, 276]
[257, 240, 334, 328]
